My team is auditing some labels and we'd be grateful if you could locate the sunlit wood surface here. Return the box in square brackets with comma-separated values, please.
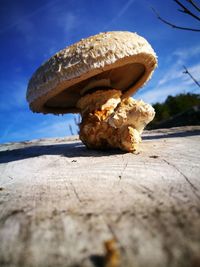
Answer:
[0, 126, 200, 267]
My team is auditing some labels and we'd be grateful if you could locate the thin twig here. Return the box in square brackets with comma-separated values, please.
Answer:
[152, 7, 200, 32]
[68, 124, 74, 135]
[183, 65, 200, 88]
[174, 0, 200, 21]
[187, 0, 200, 12]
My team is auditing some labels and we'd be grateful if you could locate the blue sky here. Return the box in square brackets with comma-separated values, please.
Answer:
[0, 0, 199, 143]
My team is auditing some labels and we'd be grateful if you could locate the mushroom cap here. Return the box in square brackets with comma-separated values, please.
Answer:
[26, 31, 157, 114]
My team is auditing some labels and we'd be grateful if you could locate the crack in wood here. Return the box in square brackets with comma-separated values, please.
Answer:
[163, 159, 200, 201]
[70, 182, 82, 203]
[118, 156, 128, 180]
[0, 209, 25, 224]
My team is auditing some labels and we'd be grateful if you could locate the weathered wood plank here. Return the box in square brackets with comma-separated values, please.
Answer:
[0, 126, 200, 267]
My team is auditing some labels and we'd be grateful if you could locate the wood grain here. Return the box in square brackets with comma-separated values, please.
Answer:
[0, 126, 200, 267]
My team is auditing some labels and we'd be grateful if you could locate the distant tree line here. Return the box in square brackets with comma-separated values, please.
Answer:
[149, 93, 200, 129]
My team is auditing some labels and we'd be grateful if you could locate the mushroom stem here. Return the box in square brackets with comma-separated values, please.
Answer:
[76, 89, 155, 153]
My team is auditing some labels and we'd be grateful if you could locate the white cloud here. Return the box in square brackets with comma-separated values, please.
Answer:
[1, 1, 79, 54]
[35, 118, 78, 137]
[0, 0, 60, 35]
[173, 45, 200, 60]
[43, 2, 79, 36]
[0, 115, 80, 144]
[135, 46, 200, 104]
[56, 12, 78, 33]
[0, 79, 27, 112]
[157, 64, 183, 87]
[181, 63, 200, 87]
[157, 45, 199, 88]
[134, 61, 200, 104]
[187, 63, 200, 78]
[136, 83, 191, 104]
[103, 0, 136, 30]
[15, 18, 35, 44]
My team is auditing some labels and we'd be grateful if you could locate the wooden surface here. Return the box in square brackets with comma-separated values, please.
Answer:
[0, 126, 200, 267]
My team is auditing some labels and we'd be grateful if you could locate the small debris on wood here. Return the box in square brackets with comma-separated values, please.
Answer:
[104, 239, 120, 267]
[149, 155, 159, 159]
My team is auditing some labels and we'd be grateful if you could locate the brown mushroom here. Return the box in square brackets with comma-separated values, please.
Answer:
[26, 31, 157, 153]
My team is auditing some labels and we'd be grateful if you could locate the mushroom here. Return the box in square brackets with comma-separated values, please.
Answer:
[27, 31, 157, 153]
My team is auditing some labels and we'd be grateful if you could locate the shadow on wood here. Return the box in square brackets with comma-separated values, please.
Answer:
[0, 142, 124, 164]
[143, 127, 200, 140]
[90, 255, 105, 267]
[1, 127, 200, 164]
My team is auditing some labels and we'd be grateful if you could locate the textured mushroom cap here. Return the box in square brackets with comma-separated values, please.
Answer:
[26, 31, 157, 114]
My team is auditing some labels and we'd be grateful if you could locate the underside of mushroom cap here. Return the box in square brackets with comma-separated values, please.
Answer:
[26, 31, 157, 114]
